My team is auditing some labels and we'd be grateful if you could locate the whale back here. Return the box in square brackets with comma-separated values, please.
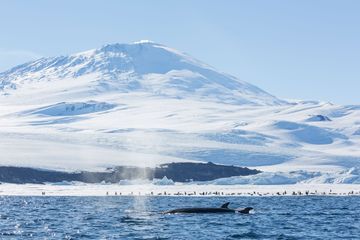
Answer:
[220, 202, 230, 209]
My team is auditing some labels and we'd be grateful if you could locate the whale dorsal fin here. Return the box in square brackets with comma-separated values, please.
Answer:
[221, 202, 230, 208]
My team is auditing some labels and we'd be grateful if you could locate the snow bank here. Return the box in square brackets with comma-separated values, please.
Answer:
[48, 181, 87, 186]
[303, 168, 360, 184]
[273, 121, 347, 145]
[208, 171, 319, 185]
[48, 177, 176, 186]
[207, 168, 360, 185]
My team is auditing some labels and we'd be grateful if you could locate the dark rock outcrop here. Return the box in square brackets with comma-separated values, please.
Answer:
[154, 162, 259, 182]
[0, 162, 260, 184]
[306, 114, 331, 122]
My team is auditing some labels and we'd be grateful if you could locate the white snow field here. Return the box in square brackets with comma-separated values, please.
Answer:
[0, 41, 359, 184]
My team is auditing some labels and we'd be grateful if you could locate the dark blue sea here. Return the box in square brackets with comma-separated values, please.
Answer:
[0, 196, 359, 239]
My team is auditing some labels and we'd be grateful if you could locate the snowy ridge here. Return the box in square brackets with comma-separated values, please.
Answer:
[0, 41, 285, 105]
[0, 41, 359, 184]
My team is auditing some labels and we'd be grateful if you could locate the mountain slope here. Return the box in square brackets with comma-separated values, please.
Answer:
[0, 41, 285, 105]
[0, 41, 359, 184]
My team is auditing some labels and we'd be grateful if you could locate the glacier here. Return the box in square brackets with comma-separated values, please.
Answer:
[0, 41, 359, 184]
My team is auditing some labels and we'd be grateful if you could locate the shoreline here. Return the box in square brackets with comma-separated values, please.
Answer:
[0, 183, 359, 197]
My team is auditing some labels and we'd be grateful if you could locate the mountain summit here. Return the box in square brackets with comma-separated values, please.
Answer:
[0, 41, 285, 105]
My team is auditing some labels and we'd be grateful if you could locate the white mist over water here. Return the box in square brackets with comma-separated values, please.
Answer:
[124, 130, 168, 213]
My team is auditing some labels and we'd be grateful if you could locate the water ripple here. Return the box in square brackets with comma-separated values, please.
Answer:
[0, 196, 358, 239]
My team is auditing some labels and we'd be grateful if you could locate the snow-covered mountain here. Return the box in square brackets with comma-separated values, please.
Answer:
[0, 40, 284, 105]
[0, 41, 359, 184]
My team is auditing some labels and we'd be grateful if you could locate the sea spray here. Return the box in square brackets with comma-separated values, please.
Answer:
[124, 130, 165, 214]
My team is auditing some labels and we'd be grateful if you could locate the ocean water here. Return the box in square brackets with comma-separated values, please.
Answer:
[0, 196, 359, 239]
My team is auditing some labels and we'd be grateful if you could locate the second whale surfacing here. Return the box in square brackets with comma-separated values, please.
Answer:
[163, 202, 253, 214]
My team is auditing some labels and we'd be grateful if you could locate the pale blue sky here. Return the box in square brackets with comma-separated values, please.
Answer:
[1, 0, 359, 104]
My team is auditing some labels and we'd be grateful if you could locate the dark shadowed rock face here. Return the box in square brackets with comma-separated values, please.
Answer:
[306, 114, 331, 122]
[154, 162, 260, 182]
[0, 162, 260, 184]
